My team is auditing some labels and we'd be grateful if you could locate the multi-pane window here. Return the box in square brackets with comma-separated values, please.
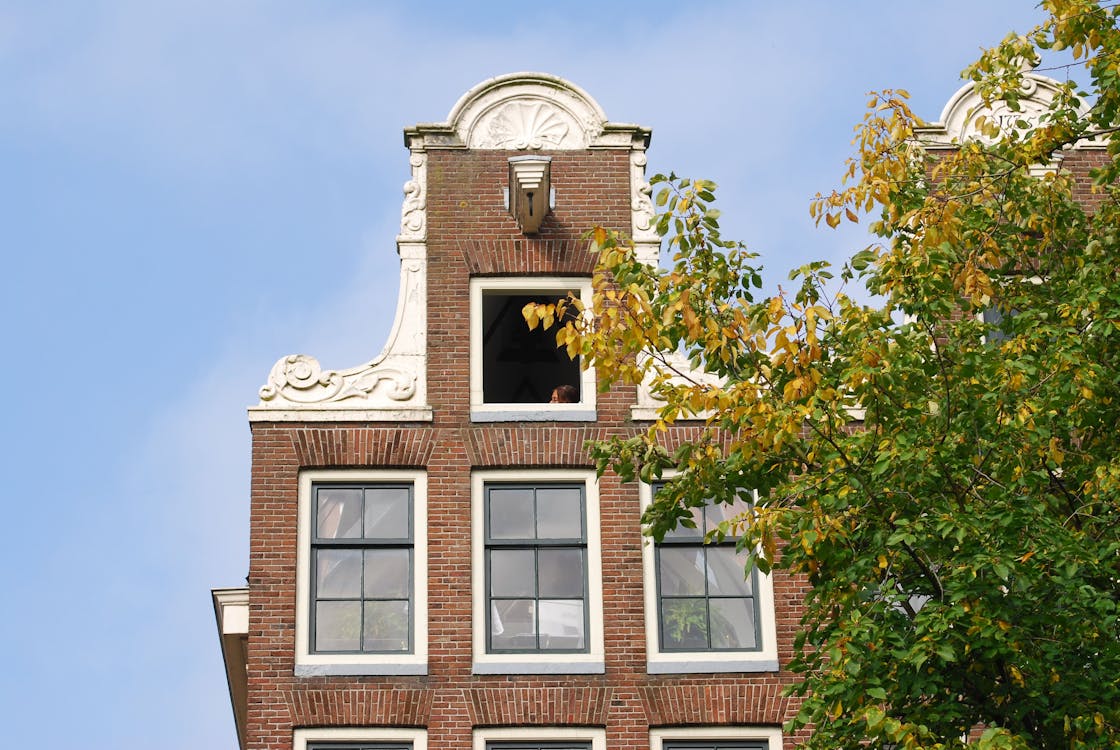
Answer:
[484, 483, 588, 652]
[309, 745, 410, 750]
[311, 483, 413, 653]
[655, 488, 759, 651]
[486, 744, 591, 750]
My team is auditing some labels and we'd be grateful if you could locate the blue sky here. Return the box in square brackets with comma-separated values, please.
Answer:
[0, 2, 1051, 747]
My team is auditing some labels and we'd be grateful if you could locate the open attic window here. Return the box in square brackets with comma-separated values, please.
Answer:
[470, 277, 596, 422]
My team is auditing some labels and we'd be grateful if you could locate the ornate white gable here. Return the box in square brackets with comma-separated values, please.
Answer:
[249, 73, 655, 422]
[917, 71, 1095, 148]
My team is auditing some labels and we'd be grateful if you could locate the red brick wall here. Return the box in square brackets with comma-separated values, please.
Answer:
[244, 145, 808, 750]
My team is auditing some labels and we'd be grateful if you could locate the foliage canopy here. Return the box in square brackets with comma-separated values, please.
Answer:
[526, 2, 1120, 747]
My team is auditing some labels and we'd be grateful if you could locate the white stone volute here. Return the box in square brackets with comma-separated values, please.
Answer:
[399, 152, 427, 241]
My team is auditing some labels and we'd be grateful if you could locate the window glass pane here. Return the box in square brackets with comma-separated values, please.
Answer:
[710, 597, 757, 649]
[661, 598, 709, 649]
[706, 496, 751, 534]
[315, 600, 361, 651]
[491, 549, 536, 596]
[317, 487, 363, 539]
[538, 599, 585, 649]
[706, 547, 753, 596]
[489, 487, 535, 538]
[491, 599, 536, 650]
[316, 549, 362, 598]
[662, 505, 705, 540]
[538, 548, 583, 597]
[364, 486, 409, 539]
[363, 600, 409, 651]
[659, 547, 707, 595]
[363, 548, 410, 598]
[535, 487, 582, 538]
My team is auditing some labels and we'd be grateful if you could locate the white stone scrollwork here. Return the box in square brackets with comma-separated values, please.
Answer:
[259, 354, 417, 405]
[630, 151, 657, 240]
[399, 153, 427, 241]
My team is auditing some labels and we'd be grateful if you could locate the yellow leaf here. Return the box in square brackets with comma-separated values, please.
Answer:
[592, 226, 608, 247]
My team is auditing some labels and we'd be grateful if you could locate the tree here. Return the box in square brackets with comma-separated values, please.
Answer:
[525, 2, 1120, 747]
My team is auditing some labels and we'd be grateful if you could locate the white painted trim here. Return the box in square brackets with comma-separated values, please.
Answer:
[473, 726, 606, 750]
[295, 469, 428, 675]
[469, 276, 596, 418]
[470, 407, 596, 423]
[212, 587, 250, 750]
[471, 469, 605, 674]
[649, 726, 783, 750]
[294, 727, 427, 750]
[639, 480, 779, 674]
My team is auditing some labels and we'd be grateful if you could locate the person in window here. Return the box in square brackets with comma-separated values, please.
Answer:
[549, 384, 578, 403]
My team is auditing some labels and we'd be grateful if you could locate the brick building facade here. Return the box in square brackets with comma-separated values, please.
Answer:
[213, 71, 1099, 750]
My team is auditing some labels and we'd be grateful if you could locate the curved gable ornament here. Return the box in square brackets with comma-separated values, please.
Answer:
[918, 72, 1093, 148]
[448, 73, 608, 150]
[250, 73, 652, 422]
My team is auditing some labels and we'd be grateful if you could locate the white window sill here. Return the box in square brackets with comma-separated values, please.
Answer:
[472, 658, 605, 675]
[295, 661, 428, 677]
[471, 407, 597, 422]
[646, 656, 778, 674]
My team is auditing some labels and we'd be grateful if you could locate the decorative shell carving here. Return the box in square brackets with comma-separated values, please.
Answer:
[475, 101, 574, 149]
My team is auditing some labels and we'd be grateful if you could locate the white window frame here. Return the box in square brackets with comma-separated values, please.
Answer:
[469, 276, 597, 422]
[294, 727, 427, 750]
[471, 469, 605, 674]
[473, 726, 606, 750]
[649, 726, 783, 750]
[295, 469, 428, 676]
[640, 480, 778, 673]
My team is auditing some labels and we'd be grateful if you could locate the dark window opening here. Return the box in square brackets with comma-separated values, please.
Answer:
[482, 291, 580, 404]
